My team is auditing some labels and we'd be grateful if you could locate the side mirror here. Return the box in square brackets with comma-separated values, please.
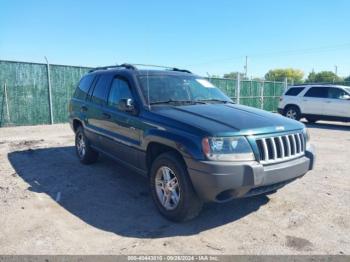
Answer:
[340, 94, 350, 100]
[118, 98, 136, 113]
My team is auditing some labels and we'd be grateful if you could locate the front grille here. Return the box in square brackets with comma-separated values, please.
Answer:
[256, 132, 305, 164]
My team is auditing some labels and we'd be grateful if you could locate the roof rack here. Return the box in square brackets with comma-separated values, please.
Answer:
[88, 63, 192, 74]
[132, 63, 192, 74]
[88, 63, 136, 73]
[289, 83, 339, 86]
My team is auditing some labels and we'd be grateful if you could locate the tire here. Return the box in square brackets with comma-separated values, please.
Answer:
[306, 117, 317, 123]
[75, 126, 99, 164]
[284, 105, 301, 121]
[150, 152, 203, 222]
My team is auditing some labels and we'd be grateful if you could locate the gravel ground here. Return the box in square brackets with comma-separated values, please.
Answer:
[0, 121, 349, 255]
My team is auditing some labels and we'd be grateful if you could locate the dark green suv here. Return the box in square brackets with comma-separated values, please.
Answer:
[69, 64, 315, 221]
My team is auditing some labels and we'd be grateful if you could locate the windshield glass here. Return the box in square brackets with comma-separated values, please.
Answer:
[345, 87, 350, 94]
[137, 74, 232, 104]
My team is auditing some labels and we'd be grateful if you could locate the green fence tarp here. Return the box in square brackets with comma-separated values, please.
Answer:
[0, 60, 90, 127]
[0, 60, 295, 127]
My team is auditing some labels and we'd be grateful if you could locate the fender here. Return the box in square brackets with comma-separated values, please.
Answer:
[142, 128, 204, 160]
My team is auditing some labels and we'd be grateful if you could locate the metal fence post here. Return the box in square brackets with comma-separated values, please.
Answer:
[45, 56, 54, 124]
[284, 77, 288, 91]
[4, 81, 11, 124]
[260, 81, 264, 110]
[236, 73, 240, 104]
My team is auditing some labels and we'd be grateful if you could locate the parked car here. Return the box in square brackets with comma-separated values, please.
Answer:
[278, 84, 350, 123]
[69, 64, 315, 221]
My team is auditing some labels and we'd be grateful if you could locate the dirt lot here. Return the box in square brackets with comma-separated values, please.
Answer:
[0, 122, 349, 255]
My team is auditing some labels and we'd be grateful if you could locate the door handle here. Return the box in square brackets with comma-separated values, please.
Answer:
[81, 106, 88, 112]
[325, 101, 332, 103]
[102, 112, 111, 119]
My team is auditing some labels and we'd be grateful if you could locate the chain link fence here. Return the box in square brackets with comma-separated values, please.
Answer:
[0, 59, 321, 127]
[208, 77, 286, 112]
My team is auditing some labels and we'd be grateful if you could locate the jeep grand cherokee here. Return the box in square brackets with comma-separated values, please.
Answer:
[69, 64, 315, 221]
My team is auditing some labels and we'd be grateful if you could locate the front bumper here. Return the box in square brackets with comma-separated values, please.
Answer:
[185, 146, 315, 202]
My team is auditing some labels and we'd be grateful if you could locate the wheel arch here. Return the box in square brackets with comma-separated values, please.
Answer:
[284, 104, 301, 114]
[143, 130, 203, 172]
[146, 142, 186, 172]
[72, 119, 83, 132]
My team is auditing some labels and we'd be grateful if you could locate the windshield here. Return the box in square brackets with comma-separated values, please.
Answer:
[345, 87, 350, 94]
[137, 74, 232, 105]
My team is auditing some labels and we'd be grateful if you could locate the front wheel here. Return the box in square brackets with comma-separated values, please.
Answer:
[150, 152, 203, 222]
[284, 106, 301, 121]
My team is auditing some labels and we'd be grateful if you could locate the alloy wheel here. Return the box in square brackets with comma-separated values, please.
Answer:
[155, 166, 181, 210]
[286, 109, 297, 119]
[76, 133, 86, 158]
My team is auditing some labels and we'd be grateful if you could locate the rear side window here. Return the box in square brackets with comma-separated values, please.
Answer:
[91, 75, 111, 105]
[304, 87, 329, 98]
[285, 87, 305, 96]
[108, 78, 133, 108]
[74, 75, 95, 100]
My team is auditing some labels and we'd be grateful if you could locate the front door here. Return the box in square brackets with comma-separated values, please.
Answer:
[326, 88, 350, 118]
[99, 76, 141, 167]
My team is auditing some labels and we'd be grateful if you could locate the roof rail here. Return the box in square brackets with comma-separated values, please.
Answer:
[289, 83, 338, 86]
[88, 63, 192, 74]
[88, 63, 136, 73]
[129, 63, 192, 73]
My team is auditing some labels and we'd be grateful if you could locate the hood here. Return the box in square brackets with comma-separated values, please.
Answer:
[153, 103, 304, 136]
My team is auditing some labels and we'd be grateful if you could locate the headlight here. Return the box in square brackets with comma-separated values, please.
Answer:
[202, 136, 255, 161]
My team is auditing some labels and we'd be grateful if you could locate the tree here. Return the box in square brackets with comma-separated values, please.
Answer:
[344, 76, 350, 82]
[305, 71, 317, 83]
[306, 71, 341, 83]
[264, 68, 304, 82]
[223, 72, 248, 80]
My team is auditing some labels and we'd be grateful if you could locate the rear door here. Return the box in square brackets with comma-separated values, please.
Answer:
[326, 88, 350, 117]
[302, 86, 329, 115]
[84, 74, 113, 146]
[71, 74, 97, 142]
[99, 75, 141, 167]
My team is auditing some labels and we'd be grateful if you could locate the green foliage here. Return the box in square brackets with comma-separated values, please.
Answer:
[306, 71, 341, 83]
[305, 71, 317, 83]
[223, 72, 248, 80]
[264, 68, 304, 82]
[344, 75, 350, 82]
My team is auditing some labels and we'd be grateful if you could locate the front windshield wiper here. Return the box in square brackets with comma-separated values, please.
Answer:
[197, 99, 235, 104]
[150, 99, 206, 105]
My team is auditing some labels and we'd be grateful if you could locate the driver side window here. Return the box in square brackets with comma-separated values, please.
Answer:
[328, 88, 347, 99]
[108, 77, 133, 109]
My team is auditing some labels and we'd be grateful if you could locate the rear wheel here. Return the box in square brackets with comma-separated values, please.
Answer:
[75, 126, 99, 164]
[284, 106, 301, 121]
[150, 152, 203, 222]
